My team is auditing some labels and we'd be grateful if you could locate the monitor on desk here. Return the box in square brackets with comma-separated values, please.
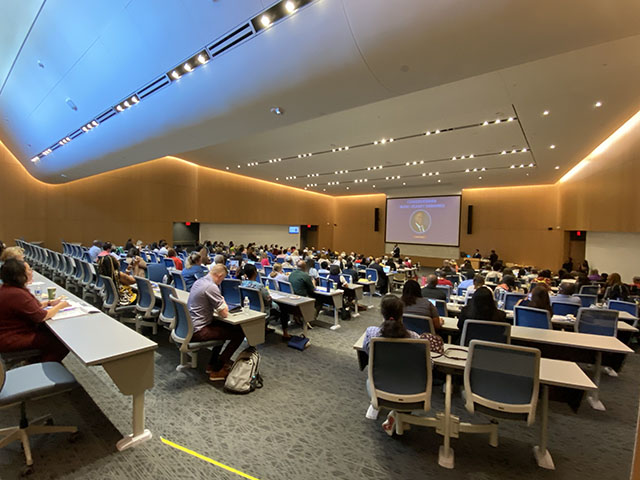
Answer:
[383, 266, 391, 274]
[428, 298, 437, 306]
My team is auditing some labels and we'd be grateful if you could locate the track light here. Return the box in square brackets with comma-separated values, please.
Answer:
[171, 70, 180, 80]
[260, 15, 271, 27]
[184, 63, 192, 72]
[285, 1, 296, 13]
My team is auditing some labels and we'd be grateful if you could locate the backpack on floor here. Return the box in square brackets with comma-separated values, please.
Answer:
[224, 347, 263, 394]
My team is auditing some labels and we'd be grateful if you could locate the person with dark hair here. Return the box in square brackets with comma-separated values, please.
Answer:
[575, 273, 590, 293]
[343, 261, 358, 284]
[241, 264, 290, 340]
[551, 281, 582, 306]
[124, 238, 134, 251]
[489, 250, 498, 266]
[182, 251, 209, 291]
[363, 295, 418, 353]
[0, 259, 70, 362]
[421, 274, 447, 301]
[472, 249, 482, 259]
[604, 273, 630, 301]
[496, 274, 516, 293]
[328, 265, 347, 289]
[97, 241, 113, 258]
[167, 248, 183, 270]
[457, 286, 507, 331]
[368, 257, 389, 295]
[97, 255, 136, 305]
[317, 261, 330, 277]
[157, 241, 169, 256]
[401, 280, 442, 329]
[518, 285, 553, 314]
[461, 259, 475, 279]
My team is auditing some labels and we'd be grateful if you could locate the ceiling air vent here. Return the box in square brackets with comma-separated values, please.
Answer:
[96, 108, 117, 124]
[138, 75, 170, 100]
[208, 23, 253, 59]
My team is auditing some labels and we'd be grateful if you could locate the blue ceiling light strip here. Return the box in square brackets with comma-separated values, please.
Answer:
[28, 0, 318, 165]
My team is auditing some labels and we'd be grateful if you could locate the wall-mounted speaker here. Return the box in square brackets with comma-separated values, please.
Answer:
[374, 208, 380, 232]
[467, 205, 473, 234]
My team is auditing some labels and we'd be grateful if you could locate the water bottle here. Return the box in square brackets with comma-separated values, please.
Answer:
[243, 296, 250, 313]
[34, 284, 42, 299]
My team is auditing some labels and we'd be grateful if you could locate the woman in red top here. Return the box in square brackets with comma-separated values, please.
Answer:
[0, 259, 70, 362]
[167, 248, 183, 270]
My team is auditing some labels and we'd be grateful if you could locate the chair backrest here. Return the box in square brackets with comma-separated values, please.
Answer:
[278, 280, 293, 294]
[607, 300, 638, 317]
[157, 283, 177, 327]
[464, 340, 540, 426]
[460, 320, 511, 347]
[342, 274, 353, 284]
[579, 285, 599, 295]
[101, 275, 118, 311]
[365, 268, 378, 283]
[504, 292, 526, 311]
[267, 278, 279, 291]
[134, 276, 156, 314]
[318, 277, 334, 290]
[275, 257, 284, 264]
[368, 337, 432, 412]
[402, 314, 435, 335]
[147, 263, 168, 283]
[80, 261, 93, 286]
[264, 265, 273, 276]
[576, 294, 598, 307]
[119, 260, 129, 272]
[445, 275, 460, 285]
[434, 299, 447, 317]
[575, 308, 619, 336]
[239, 286, 265, 312]
[513, 306, 551, 329]
[457, 285, 467, 297]
[436, 284, 451, 302]
[221, 278, 241, 307]
[551, 301, 580, 317]
[163, 258, 175, 269]
[171, 271, 186, 291]
[169, 295, 194, 345]
[283, 267, 293, 274]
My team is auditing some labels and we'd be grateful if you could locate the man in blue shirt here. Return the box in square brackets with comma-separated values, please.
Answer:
[240, 264, 290, 340]
[88, 240, 102, 262]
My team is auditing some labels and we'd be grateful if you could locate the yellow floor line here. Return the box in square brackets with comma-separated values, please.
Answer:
[160, 436, 261, 480]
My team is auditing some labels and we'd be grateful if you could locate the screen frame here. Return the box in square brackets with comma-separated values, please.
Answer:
[288, 226, 300, 234]
[384, 194, 462, 247]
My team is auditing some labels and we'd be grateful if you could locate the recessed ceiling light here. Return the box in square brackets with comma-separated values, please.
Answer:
[270, 106, 284, 115]
[184, 63, 192, 72]
[554, 166, 559, 170]
[478, 176, 482, 179]
[285, 1, 296, 13]
[543, 110, 549, 116]
[437, 179, 441, 183]
[197, 54, 207, 64]
[550, 144, 556, 149]
[30, 157, 39, 162]
[403, 182, 406, 186]
[171, 70, 180, 80]
[260, 15, 271, 27]
[595, 101, 602, 108]
[482, 121, 488, 126]
[507, 117, 514, 122]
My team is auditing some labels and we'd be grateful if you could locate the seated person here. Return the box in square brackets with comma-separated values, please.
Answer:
[269, 263, 289, 283]
[306, 258, 319, 281]
[421, 274, 447, 301]
[461, 259, 475, 279]
[328, 264, 347, 289]
[260, 253, 270, 266]
[188, 264, 245, 381]
[440, 260, 454, 274]
[604, 273, 630, 301]
[550, 281, 582, 306]
[317, 261, 330, 277]
[0, 259, 70, 362]
[182, 252, 209, 291]
[472, 249, 482, 259]
[241, 264, 289, 340]
[0, 246, 25, 262]
[588, 269, 602, 282]
[97, 255, 137, 305]
[535, 269, 553, 286]
[401, 280, 442, 329]
[631, 276, 640, 296]
[484, 263, 503, 284]
[289, 261, 324, 316]
[167, 248, 183, 270]
[495, 274, 516, 296]
[457, 286, 508, 331]
[465, 274, 486, 301]
[125, 247, 148, 277]
[281, 256, 293, 268]
[517, 285, 553, 315]
[369, 258, 389, 295]
[436, 271, 453, 287]
[342, 261, 358, 284]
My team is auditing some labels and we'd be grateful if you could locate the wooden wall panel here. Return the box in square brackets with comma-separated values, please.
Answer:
[332, 195, 386, 256]
[460, 185, 564, 269]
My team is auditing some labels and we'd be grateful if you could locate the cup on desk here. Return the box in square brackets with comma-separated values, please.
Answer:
[47, 287, 57, 301]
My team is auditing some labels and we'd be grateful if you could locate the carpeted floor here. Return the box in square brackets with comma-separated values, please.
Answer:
[1, 292, 638, 480]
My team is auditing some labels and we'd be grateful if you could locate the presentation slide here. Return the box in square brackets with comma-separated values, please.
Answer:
[385, 196, 461, 246]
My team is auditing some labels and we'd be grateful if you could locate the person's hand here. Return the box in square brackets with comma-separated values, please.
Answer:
[57, 300, 71, 309]
[49, 297, 64, 306]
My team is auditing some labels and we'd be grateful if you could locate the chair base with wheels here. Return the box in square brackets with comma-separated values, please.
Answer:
[0, 362, 79, 475]
[170, 331, 224, 371]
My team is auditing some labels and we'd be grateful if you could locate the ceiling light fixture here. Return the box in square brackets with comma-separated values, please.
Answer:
[543, 110, 549, 116]
[285, 1, 296, 13]
[184, 63, 192, 72]
[595, 101, 602, 108]
[550, 144, 556, 149]
[171, 70, 180, 80]
[260, 15, 271, 27]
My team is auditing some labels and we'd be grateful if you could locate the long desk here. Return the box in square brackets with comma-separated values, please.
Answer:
[437, 316, 632, 411]
[353, 333, 595, 470]
[33, 271, 157, 451]
[313, 287, 344, 329]
[269, 290, 316, 338]
[148, 285, 267, 346]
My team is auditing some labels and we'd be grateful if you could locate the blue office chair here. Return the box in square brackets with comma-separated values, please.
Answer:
[318, 277, 334, 290]
[445, 275, 460, 285]
[551, 301, 580, 317]
[79, 261, 98, 303]
[169, 296, 225, 371]
[278, 281, 293, 294]
[157, 283, 177, 330]
[267, 278, 279, 291]
[147, 263, 168, 283]
[434, 299, 447, 317]
[0, 359, 78, 473]
[514, 306, 551, 329]
[275, 257, 284, 264]
[239, 286, 265, 312]
[163, 258, 176, 269]
[283, 267, 293, 274]
[607, 300, 638, 319]
[504, 293, 526, 311]
[134, 276, 160, 334]
[575, 308, 619, 336]
[576, 294, 598, 307]
[464, 340, 540, 428]
[436, 285, 451, 302]
[365, 268, 378, 284]
[100, 275, 136, 323]
[119, 260, 129, 273]
[342, 274, 353, 284]
[402, 314, 435, 335]
[460, 320, 511, 347]
[221, 278, 241, 308]
[147, 252, 158, 263]
[171, 271, 187, 291]
[579, 285, 599, 295]
[457, 286, 468, 297]
[263, 265, 273, 276]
